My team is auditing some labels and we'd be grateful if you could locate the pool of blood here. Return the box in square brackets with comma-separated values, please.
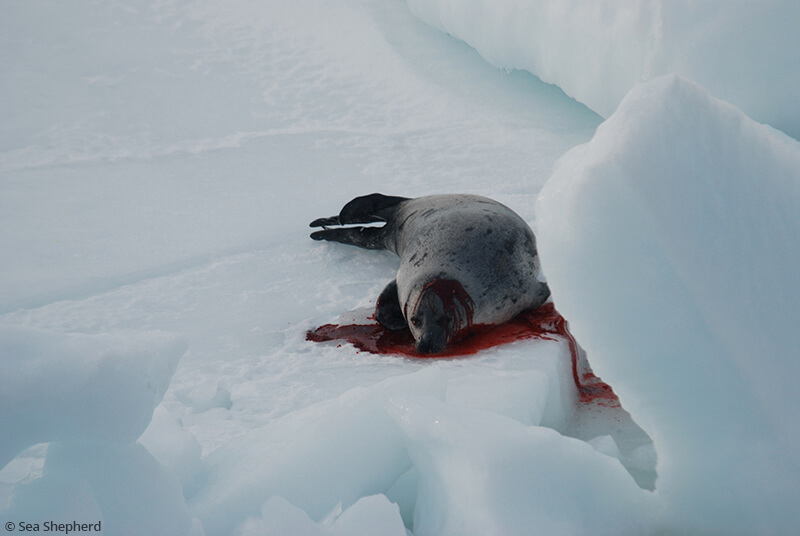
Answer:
[306, 302, 619, 407]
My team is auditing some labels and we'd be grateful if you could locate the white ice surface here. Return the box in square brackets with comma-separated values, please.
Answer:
[405, 0, 800, 138]
[0, 326, 189, 534]
[2, 0, 797, 535]
[389, 395, 655, 536]
[537, 74, 800, 534]
[0, 0, 595, 315]
[235, 494, 408, 536]
[0, 327, 186, 467]
[7, 442, 195, 536]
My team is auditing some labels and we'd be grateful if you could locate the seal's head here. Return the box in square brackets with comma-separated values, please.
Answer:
[406, 278, 475, 354]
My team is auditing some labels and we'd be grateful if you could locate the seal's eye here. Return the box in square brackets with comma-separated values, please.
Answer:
[411, 317, 422, 327]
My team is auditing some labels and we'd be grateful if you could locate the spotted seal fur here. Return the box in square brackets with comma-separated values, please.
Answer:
[310, 193, 550, 354]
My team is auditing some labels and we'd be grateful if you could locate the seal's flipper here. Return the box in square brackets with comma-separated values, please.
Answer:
[310, 194, 410, 228]
[376, 279, 407, 331]
[339, 193, 410, 225]
[310, 226, 388, 250]
[309, 215, 341, 227]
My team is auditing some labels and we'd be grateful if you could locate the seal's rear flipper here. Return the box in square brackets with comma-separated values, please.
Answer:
[339, 193, 409, 224]
[376, 279, 407, 330]
[309, 215, 342, 227]
[310, 226, 388, 250]
[310, 193, 410, 228]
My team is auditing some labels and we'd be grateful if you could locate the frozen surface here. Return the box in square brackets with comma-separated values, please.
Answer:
[0, 327, 186, 467]
[1, 0, 797, 535]
[390, 396, 654, 536]
[537, 74, 800, 534]
[235, 494, 408, 536]
[0, 0, 596, 315]
[0, 326, 189, 534]
[7, 442, 194, 536]
[405, 0, 800, 138]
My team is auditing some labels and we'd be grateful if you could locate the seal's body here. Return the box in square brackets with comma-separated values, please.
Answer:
[310, 194, 549, 354]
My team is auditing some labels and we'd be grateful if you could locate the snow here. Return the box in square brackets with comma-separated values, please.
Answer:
[1, 0, 798, 535]
[390, 396, 655, 536]
[9, 442, 194, 536]
[188, 368, 443, 535]
[536, 74, 800, 534]
[0, 328, 190, 534]
[405, 0, 800, 139]
[0, 327, 186, 467]
[139, 406, 203, 489]
[236, 494, 408, 536]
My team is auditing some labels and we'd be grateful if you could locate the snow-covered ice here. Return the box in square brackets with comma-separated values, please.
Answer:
[0, 327, 189, 534]
[0, 327, 186, 468]
[536, 74, 800, 534]
[406, 0, 800, 139]
[2, 0, 799, 535]
[390, 395, 655, 536]
[235, 494, 408, 536]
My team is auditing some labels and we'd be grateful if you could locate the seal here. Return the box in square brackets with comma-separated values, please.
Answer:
[309, 193, 550, 354]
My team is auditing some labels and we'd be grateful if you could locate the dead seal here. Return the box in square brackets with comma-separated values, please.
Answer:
[310, 193, 550, 354]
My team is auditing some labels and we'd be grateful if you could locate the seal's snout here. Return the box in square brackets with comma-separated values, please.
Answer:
[415, 327, 448, 355]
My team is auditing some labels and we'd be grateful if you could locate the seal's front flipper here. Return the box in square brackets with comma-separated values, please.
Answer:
[310, 226, 387, 250]
[376, 279, 407, 331]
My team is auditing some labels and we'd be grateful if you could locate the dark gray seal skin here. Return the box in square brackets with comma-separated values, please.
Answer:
[310, 193, 550, 354]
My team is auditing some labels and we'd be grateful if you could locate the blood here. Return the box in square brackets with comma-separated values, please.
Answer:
[306, 302, 620, 408]
[404, 278, 475, 337]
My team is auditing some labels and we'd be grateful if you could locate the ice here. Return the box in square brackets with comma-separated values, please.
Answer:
[187, 368, 446, 536]
[0, 326, 190, 534]
[139, 406, 203, 489]
[0, 326, 186, 467]
[235, 494, 408, 536]
[444, 370, 550, 426]
[6, 443, 194, 536]
[405, 0, 800, 138]
[536, 74, 800, 533]
[587, 435, 621, 461]
[0, 0, 596, 315]
[328, 494, 407, 536]
[442, 344, 577, 431]
[185, 339, 600, 536]
[388, 396, 655, 536]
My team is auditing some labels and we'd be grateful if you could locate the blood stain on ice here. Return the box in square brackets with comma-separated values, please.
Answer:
[306, 302, 619, 408]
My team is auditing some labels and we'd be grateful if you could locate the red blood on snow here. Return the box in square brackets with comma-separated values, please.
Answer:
[402, 278, 476, 338]
[306, 302, 619, 407]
